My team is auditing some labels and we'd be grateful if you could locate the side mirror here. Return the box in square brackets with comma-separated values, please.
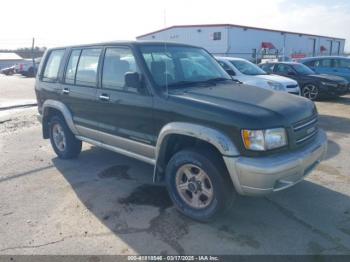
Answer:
[125, 72, 142, 89]
[225, 69, 236, 76]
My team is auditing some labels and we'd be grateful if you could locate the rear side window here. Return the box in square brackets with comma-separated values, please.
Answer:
[334, 59, 350, 69]
[42, 49, 65, 81]
[314, 59, 332, 67]
[75, 48, 102, 87]
[65, 49, 81, 84]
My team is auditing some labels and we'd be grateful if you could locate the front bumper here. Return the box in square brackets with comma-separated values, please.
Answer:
[223, 129, 327, 196]
[320, 83, 349, 96]
[286, 86, 301, 96]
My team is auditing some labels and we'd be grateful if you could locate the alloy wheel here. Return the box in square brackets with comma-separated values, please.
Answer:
[175, 164, 214, 209]
[52, 123, 66, 152]
[302, 84, 318, 100]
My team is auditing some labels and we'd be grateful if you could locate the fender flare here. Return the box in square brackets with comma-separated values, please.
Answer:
[42, 99, 78, 135]
[153, 122, 239, 182]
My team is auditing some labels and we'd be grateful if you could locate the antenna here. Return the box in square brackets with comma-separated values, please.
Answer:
[163, 8, 168, 97]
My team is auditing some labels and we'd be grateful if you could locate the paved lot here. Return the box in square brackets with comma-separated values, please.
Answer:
[0, 76, 350, 255]
[0, 74, 36, 109]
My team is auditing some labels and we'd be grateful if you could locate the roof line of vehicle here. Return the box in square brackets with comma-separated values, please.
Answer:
[136, 24, 346, 41]
[46, 40, 201, 50]
[301, 56, 350, 60]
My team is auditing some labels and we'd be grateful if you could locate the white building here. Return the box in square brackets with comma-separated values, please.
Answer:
[0, 52, 24, 70]
[137, 24, 346, 61]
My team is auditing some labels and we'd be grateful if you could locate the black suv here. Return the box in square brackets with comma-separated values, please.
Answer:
[35, 42, 327, 221]
[260, 62, 349, 100]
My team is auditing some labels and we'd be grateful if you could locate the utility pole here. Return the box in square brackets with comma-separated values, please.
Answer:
[31, 37, 35, 75]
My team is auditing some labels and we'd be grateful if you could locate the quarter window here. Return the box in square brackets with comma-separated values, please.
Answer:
[75, 48, 102, 87]
[65, 49, 81, 84]
[102, 47, 139, 92]
[42, 49, 65, 81]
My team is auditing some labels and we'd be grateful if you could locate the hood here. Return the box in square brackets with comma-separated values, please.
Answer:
[309, 74, 349, 84]
[253, 74, 298, 85]
[169, 83, 316, 129]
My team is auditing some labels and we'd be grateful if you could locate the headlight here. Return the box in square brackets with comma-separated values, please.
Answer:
[242, 128, 287, 151]
[267, 81, 285, 91]
[321, 81, 338, 87]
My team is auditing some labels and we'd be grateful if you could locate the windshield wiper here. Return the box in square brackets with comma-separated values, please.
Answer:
[165, 80, 200, 88]
[164, 78, 231, 88]
[198, 77, 231, 83]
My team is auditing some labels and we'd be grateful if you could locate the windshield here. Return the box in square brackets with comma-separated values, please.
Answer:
[230, 60, 267, 75]
[292, 63, 315, 75]
[139, 45, 231, 89]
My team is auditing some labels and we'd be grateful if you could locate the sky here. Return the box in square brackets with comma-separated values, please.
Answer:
[1, 0, 349, 51]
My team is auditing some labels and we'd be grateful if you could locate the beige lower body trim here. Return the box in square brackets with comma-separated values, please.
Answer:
[75, 125, 156, 165]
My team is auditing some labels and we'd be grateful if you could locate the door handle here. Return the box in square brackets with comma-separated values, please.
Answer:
[99, 94, 110, 101]
[62, 88, 70, 94]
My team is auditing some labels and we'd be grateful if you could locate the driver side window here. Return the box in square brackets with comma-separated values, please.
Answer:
[275, 64, 293, 74]
[143, 53, 176, 86]
[102, 47, 140, 92]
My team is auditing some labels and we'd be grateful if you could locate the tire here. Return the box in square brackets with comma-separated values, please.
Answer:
[49, 115, 82, 159]
[302, 84, 319, 101]
[165, 149, 236, 222]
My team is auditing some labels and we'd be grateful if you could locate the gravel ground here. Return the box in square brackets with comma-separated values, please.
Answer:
[0, 76, 350, 255]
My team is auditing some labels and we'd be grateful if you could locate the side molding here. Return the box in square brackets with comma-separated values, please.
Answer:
[42, 99, 78, 135]
[153, 122, 239, 182]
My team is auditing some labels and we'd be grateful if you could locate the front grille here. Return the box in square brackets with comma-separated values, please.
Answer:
[287, 84, 298, 89]
[292, 115, 318, 145]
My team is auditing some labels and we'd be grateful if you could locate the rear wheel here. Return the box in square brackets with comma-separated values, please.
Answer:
[302, 84, 319, 100]
[165, 149, 236, 222]
[49, 115, 82, 159]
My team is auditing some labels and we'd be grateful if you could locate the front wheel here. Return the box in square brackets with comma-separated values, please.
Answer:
[165, 149, 236, 222]
[302, 84, 319, 100]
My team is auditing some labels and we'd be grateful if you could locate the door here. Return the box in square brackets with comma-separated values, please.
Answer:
[274, 64, 298, 80]
[95, 46, 155, 158]
[312, 58, 333, 75]
[38, 49, 66, 103]
[60, 47, 102, 140]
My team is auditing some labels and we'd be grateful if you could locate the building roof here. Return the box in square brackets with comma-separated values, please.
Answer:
[136, 24, 346, 41]
[0, 52, 23, 61]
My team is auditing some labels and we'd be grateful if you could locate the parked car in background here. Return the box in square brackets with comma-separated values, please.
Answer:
[35, 42, 327, 221]
[0, 65, 16, 75]
[260, 62, 349, 100]
[300, 56, 350, 82]
[216, 57, 300, 95]
[16, 58, 41, 77]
